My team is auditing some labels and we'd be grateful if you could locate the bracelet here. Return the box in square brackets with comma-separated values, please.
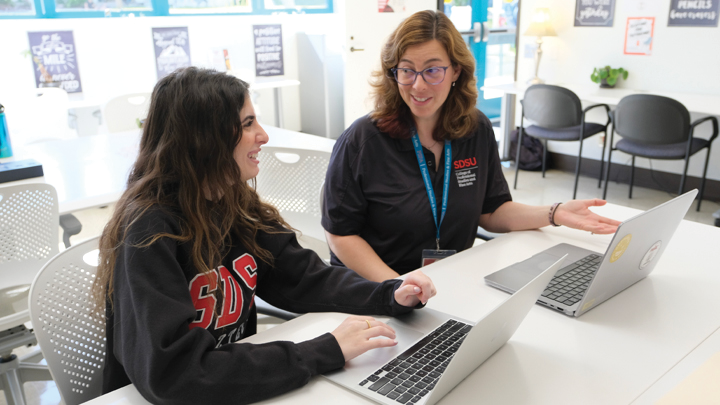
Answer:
[549, 202, 562, 227]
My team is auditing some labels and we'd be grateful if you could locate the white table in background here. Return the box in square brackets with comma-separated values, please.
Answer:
[482, 82, 720, 160]
[84, 203, 720, 404]
[0, 125, 334, 215]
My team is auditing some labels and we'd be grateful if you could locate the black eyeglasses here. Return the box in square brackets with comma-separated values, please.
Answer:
[390, 66, 451, 86]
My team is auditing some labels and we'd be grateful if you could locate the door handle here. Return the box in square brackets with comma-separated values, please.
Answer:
[350, 47, 365, 52]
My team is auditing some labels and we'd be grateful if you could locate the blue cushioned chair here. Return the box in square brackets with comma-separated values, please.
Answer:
[602, 94, 718, 211]
[513, 84, 610, 199]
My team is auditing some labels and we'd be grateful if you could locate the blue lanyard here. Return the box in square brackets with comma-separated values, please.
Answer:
[411, 132, 451, 250]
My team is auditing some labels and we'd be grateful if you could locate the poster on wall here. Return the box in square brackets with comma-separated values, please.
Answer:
[378, 0, 405, 13]
[27, 31, 83, 93]
[668, 0, 719, 27]
[253, 25, 283, 77]
[624, 17, 654, 55]
[574, 0, 615, 27]
[152, 27, 191, 81]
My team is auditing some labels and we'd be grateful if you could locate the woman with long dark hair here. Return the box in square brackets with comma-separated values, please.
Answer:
[93, 67, 435, 404]
[322, 10, 621, 281]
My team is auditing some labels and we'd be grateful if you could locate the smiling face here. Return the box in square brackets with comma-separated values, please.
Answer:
[234, 100, 269, 182]
[396, 39, 461, 130]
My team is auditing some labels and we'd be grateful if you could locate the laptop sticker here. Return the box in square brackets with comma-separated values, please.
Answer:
[639, 240, 662, 270]
[610, 234, 632, 263]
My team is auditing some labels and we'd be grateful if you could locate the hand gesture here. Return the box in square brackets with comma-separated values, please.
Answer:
[394, 270, 437, 307]
[331, 316, 398, 361]
[553, 199, 621, 235]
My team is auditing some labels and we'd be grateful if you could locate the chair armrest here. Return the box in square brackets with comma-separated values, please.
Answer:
[255, 297, 299, 321]
[59, 214, 82, 248]
[690, 116, 719, 143]
[582, 103, 611, 127]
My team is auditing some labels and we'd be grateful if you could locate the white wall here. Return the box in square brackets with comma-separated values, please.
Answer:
[0, 12, 345, 138]
[516, 0, 720, 182]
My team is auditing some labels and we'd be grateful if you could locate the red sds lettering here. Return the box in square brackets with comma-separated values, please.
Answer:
[453, 157, 477, 169]
[188, 271, 218, 330]
[215, 265, 244, 329]
[234, 254, 258, 290]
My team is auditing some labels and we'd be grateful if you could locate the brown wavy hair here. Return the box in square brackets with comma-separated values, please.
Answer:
[93, 67, 289, 311]
[370, 10, 479, 141]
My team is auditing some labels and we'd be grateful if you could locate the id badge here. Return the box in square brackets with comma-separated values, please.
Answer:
[421, 249, 457, 267]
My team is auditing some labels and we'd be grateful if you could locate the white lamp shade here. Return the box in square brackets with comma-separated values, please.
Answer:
[524, 8, 557, 37]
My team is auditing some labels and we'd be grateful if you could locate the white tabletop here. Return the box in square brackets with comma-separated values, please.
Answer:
[84, 203, 720, 405]
[482, 82, 720, 116]
[0, 126, 335, 215]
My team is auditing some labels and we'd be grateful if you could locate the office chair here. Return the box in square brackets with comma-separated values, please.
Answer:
[103, 93, 151, 133]
[0, 184, 58, 405]
[602, 94, 718, 211]
[28, 236, 104, 405]
[514, 84, 610, 199]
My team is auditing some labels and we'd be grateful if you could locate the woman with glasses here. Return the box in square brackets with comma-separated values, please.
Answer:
[321, 10, 621, 282]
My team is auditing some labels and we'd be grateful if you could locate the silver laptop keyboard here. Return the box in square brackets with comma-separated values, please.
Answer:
[359, 319, 471, 404]
[541, 254, 602, 306]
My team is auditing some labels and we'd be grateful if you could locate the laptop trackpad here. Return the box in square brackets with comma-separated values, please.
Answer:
[485, 252, 561, 292]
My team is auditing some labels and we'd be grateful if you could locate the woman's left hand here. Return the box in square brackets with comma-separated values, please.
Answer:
[553, 199, 621, 234]
[394, 270, 437, 307]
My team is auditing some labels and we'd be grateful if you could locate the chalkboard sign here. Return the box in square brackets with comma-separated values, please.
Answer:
[668, 0, 719, 26]
[152, 27, 192, 80]
[27, 31, 83, 93]
[575, 0, 615, 27]
[253, 24, 284, 77]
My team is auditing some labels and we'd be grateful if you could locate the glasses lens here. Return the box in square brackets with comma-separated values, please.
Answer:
[394, 68, 417, 85]
[422, 67, 446, 85]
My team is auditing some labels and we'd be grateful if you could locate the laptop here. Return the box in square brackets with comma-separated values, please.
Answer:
[484, 189, 697, 317]
[322, 255, 566, 405]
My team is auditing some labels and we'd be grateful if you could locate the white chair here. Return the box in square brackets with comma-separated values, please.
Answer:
[0, 184, 58, 405]
[254, 146, 331, 261]
[103, 93, 151, 133]
[28, 236, 105, 405]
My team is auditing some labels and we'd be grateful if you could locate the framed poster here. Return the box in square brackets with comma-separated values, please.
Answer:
[668, 0, 719, 27]
[575, 0, 616, 27]
[27, 31, 83, 93]
[253, 25, 283, 77]
[624, 17, 654, 55]
[152, 27, 191, 80]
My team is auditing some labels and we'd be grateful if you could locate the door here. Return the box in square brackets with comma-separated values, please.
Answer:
[444, 0, 518, 122]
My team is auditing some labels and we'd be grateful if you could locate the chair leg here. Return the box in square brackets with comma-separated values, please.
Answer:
[629, 156, 635, 199]
[513, 128, 523, 189]
[541, 139, 547, 178]
[680, 155, 690, 196]
[697, 147, 712, 211]
[598, 129, 607, 188]
[603, 149, 613, 200]
[0, 358, 28, 405]
[573, 138, 585, 200]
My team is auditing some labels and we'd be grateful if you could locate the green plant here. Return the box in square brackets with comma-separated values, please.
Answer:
[590, 66, 628, 87]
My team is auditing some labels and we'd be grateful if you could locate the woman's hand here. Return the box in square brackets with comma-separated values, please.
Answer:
[394, 270, 437, 307]
[553, 199, 621, 234]
[331, 316, 398, 361]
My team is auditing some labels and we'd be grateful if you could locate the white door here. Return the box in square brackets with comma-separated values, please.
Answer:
[341, 0, 437, 128]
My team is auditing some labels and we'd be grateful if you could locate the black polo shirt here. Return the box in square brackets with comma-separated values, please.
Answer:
[322, 112, 512, 275]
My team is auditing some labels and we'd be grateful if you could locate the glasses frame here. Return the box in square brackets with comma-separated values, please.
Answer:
[390, 65, 451, 86]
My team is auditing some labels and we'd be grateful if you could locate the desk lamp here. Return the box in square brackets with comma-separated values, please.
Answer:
[524, 8, 556, 85]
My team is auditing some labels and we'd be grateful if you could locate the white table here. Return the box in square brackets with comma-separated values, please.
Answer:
[482, 82, 720, 160]
[0, 125, 334, 215]
[84, 203, 720, 405]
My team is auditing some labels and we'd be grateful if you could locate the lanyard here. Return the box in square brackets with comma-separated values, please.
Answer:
[411, 132, 451, 250]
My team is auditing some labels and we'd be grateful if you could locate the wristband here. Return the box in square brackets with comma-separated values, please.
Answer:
[549, 202, 562, 227]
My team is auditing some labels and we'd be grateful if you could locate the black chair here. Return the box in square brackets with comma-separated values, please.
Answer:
[602, 94, 718, 211]
[514, 85, 610, 199]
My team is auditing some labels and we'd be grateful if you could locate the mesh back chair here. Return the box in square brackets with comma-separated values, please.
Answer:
[103, 93, 151, 133]
[254, 146, 332, 322]
[0, 184, 58, 404]
[602, 94, 718, 211]
[514, 84, 610, 199]
[28, 237, 105, 405]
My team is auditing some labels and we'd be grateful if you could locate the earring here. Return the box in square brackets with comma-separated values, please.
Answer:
[452, 82, 456, 87]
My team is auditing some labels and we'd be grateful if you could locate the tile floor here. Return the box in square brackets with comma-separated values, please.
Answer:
[3, 167, 718, 405]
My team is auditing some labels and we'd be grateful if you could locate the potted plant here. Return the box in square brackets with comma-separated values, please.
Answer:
[590, 66, 628, 88]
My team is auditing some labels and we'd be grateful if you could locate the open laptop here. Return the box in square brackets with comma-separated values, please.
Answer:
[323, 255, 566, 405]
[484, 189, 697, 317]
